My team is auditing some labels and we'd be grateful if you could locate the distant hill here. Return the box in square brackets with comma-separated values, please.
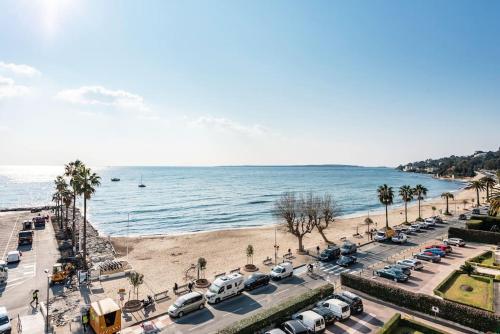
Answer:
[396, 148, 500, 177]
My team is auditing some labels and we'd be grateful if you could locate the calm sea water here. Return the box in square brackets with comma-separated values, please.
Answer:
[0, 165, 465, 236]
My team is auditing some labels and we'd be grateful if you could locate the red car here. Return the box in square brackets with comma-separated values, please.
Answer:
[425, 244, 452, 253]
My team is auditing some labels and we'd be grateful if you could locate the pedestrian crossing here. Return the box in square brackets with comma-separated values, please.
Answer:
[317, 262, 358, 276]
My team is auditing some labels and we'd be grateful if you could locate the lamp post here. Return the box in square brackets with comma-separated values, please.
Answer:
[44, 269, 50, 334]
[273, 228, 279, 264]
[127, 213, 130, 261]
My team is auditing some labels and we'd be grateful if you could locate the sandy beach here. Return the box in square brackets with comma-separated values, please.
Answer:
[111, 180, 479, 292]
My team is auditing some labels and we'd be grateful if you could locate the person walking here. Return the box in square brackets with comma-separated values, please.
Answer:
[188, 282, 193, 292]
[173, 282, 178, 294]
[81, 311, 89, 332]
[30, 290, 39, 307]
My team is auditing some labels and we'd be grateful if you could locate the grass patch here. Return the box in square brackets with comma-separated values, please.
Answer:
[467, 250, 500, 270]
[437, 272, 494, 312]
[377, 314, 449, 334]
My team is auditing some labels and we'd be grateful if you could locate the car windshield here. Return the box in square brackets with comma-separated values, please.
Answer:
[0, 316, 9, 325]
[272, 267, 283, 273]
[208, 284, 221, 294]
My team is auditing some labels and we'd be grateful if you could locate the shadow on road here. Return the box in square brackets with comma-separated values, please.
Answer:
[210, 294, 262, 315]
[275, 276, 305, 286]
[246, 283, 277, 295]
[174, 307, 215, 325]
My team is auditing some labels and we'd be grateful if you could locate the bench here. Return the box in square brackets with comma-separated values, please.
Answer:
[214, 272, 226, 279]
[283, 252, 294, 260]
[262, 257, 272, 265]
[229, 268, 240, 274]
[154, 290, 170, 302]
[174, 284, 189, 295]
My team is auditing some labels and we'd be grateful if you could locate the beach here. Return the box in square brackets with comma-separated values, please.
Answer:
[111, 183, 477, 292]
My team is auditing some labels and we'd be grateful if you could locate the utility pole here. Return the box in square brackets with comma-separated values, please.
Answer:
[273, 228, 279, 264]
[127, 213, 130, 260]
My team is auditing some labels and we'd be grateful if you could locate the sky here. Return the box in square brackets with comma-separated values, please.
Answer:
[0, 0, 499, 167]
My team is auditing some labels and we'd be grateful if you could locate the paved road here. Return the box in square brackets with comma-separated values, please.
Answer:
[0, 211, 60, 320]
[124, 216, 465, 334]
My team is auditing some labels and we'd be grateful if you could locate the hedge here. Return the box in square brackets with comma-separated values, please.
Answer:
[217, 284, 334, 334]
[433, 270, 461, 298]
[376, 313, 401, 334]
[467, 215, 500, 231]
[466, 250, 500, 270]
[340, 273, 500, 332]
[448, 227, 500, 244]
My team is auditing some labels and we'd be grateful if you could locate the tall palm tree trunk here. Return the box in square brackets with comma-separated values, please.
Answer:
[83, 197, 87, 270]
[385, 204, 388, 228]
[404, 201, 408, 223]
[72, 193, 76, 248]
[445, 198, 449, 214]
[476, 189, 480, 207]
[486, 186, 490, 201]
[65, 206, 69, 233]
[418, 199, 421, 219]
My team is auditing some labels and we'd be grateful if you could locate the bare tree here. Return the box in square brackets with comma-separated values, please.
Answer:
[274, 192, 315, 252]
[315, 194, 339, 244]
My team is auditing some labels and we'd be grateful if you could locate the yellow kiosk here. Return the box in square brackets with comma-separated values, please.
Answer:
[89, 298, 121, 334]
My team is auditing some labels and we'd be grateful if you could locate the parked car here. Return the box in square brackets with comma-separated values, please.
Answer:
[311, 306, 336, 325]
[6, 251, 21, 264]
[319, 246, 341, 262]
[407, 226, 417, 233]
[424, 248, 446, 257]
[459, 214, 467, 220]
[391, 233, 407, 244]
[316, 299, 351, 321]
[264, 329, 287, 334]
[336, 255, 357, 267]
[472, 208, 480, 215]
[0, 307, 11, 334]
[282, 320, 310, 334]
[443, 238, 465, 247]
[426, 244, 452, 253]
[423, 218, 435, 227]
[433, 216, 443, 224]
[244, 272, 270, 291]
[414, 252, 441, 263]
[328, 291, 363, 314]
[410, 223, 421, 232]
[340, 241, 357, 255]
[396, 259, 423, 270]
[270, 262, 294, 280]
[205, 273, 244, 304]
[168, 291, 205, 318]
[292, 310, 325, 333]
[374, 231, 388, 241]
[384, 265, 411, 276]
[375, 268, 408, 282]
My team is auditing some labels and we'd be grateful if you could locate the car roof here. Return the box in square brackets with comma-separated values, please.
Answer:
[7, 251, 19, 255]
[299, 310, 322, 319]
[341, 291, 359, 299]
[265, 329, 286, 334]
[284, 319, 307, 329]
[175, 291, 202, 303]
[0, 306, 7, 315]
[326, 298, 348, 306]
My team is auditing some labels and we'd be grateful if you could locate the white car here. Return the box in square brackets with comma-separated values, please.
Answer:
[391, 233, 407, 244]
[374, 231, 388, 242]
[410, 223, 421, 231]
[270, 262, 293, 280]
[6, 251, 21, 264]
[0, 307, 12, 334]
[397, 258, 424, 270]
[423, 218, 435, 227]
[443, 238, 465, 247]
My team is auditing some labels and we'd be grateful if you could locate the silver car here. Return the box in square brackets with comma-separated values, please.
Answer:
[168, 291, 205, 318]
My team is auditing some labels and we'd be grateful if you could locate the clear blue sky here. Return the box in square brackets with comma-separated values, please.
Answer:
[0, 0, 499, 166]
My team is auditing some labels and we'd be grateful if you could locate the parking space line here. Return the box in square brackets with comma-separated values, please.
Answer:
[2, 215, 20, 259]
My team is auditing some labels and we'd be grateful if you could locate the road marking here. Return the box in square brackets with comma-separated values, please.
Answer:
[2, 215, 20, 259]
[188, 319, 214, 331]
[275, 288, 289, 295]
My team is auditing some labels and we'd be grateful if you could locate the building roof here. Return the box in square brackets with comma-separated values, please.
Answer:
[91, 298, 120, 316]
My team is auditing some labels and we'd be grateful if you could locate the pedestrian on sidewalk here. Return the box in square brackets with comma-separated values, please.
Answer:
[173, 282, 178, 294]
[30, 290, 39, 307]
[188, 282, 193, 292]
[82, 311, 89, 332]
[316, 246, 320, 255]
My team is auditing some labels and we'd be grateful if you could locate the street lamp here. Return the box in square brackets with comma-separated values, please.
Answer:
[273, 228, 279, 264]
[44, 269, 50, 334]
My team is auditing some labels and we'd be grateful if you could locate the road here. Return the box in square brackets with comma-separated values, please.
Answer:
[124, 216, 465, 334]
[0, 210, 60, 322]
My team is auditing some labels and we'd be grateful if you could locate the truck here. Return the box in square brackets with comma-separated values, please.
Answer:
[18, 230, 34, 245]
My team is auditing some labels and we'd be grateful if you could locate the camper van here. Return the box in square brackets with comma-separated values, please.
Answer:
[292, 310, 326, 333]
[205, 273, 244, 304]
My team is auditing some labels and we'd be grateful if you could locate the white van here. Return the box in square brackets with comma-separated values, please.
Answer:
[292, 310, 325, 333]
[205, 272, 244, 304]
[6, 251, 21, 264]
[317, 298, 351, 321]
[0, 307, 12, 334]
[270, 262, 293, 280]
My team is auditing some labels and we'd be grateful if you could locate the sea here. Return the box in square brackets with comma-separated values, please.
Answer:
[0, 165, 465, 236]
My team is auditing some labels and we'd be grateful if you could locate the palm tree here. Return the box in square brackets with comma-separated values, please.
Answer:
[413, 184, 428, 221]
[398, 185, 413, 224]
[62, 189, 73, 234]
[54, 176, 68, 229]
[65, 160, 84, 247]
[75, 166, 101, 269]
[128, 271, 144, 300]
[466, 180, 485, 207]
[481, 176, 497, 202]
[377, 184, 394, 228]
[441, 192, 454, 215]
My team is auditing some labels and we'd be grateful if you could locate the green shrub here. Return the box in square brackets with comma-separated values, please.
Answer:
[399, 318, 449, 334]
[467, 215, 500, 231]
[217, 284, 334, 334]
[448, 227, 500, 244]
[376, 313, 401, 334]
[340, 273, 500, 332]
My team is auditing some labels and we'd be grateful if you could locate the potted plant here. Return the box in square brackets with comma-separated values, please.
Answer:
[244, 244, 258, 272]
[194, 257, 210, 288]
[124, 271, 144, 312]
